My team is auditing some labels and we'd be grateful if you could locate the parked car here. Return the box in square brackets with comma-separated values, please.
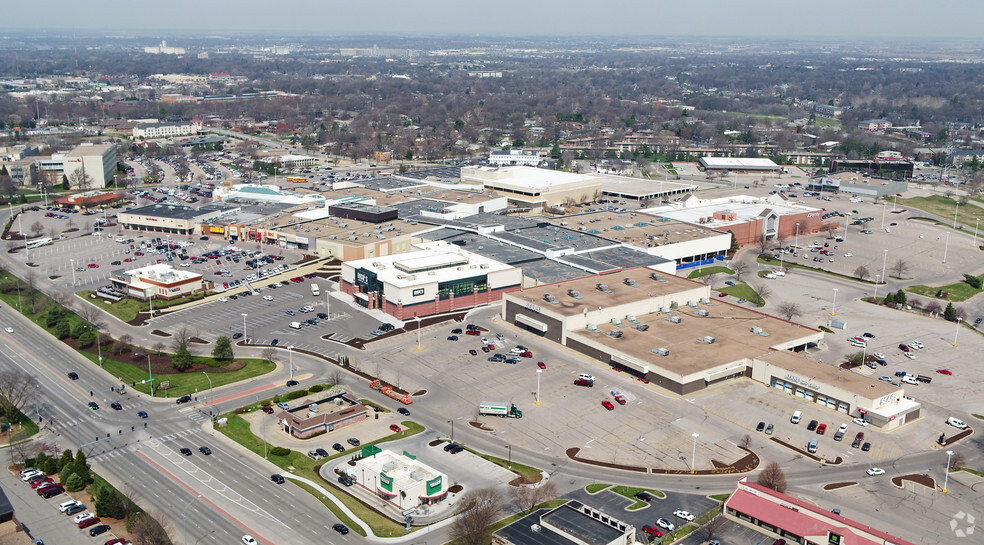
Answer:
[673, 509, 695, 521]
[390, 424, 402, 432]
[601, 400, 615, 410]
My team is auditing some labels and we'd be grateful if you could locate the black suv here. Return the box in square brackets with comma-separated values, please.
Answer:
[332, 443, 345, 452]
[338, 475, 354, 486]
[176, 395, 192, 404]
[315, 448, 330, 458]
[271, 474, 285, 484]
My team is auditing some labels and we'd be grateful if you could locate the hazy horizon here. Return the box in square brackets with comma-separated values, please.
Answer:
[2, 0, 983, 40]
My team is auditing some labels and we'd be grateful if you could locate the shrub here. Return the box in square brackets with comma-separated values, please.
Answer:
[270, 446, 291, 457]
[284, 389, 309, 401]
[308, 384, 324, 393]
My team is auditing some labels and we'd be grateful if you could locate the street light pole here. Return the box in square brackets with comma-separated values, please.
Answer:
[953, 318, 962, 347]
[181, 494, 203, 545]
[831, 288, 838, 316]
[943, 450, 954, 493]
[873, 275, 880, 300]
[691, 433, 699, 474]
[975, 218, 981, 248]
[416, 317, 421, 350]
[505, 444, 512, 469]
[147, 353, 153, 397]
[448, 419, 454, 443]
[943, 232, 950, 263]
[880, 202, 887, 229]
[201, 372, 213, 416]
[536, 369, 542, 405]
[881, 249, 888, 283]
[70, 258, 76, 286]
[241, 313, 248, 344]
[794, 223, 799, 251]
[953, 201, 960, 228]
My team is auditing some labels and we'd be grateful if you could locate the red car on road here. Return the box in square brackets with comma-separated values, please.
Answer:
[936, 369, 953, 375]
[601, 400, 615, 410]
[537, 361, 546, 369]
[614, 395, 627, 405]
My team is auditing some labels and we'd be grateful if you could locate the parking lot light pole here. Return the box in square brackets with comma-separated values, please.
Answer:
[953, 317, 962, 347]
[881, 249, 888, 282]
[873, 275, 880, 300]
[943, 450, 954, 493]
[241, 313, 248, 343]
[691, 433, 699, 474]
[69, 259, 76, 286]
[536, 369, 542, 405]
[880, 202, 887, 229]
[953, 201, 960, 228]
[943, 232, 950, 263]
[831, 288, 838, 316]
[975, 218, 981, 248]
[287, 346, 294, 379]
[794, 223, 800, 251]
[416, 317, 421, 350]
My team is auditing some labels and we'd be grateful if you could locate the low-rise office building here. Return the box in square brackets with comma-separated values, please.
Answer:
[276, 392, 368, 439]
[340, 240, 521, 319]
[132, 120, 202, 139]
[109, 263, 205, 300]
[488, 148, 542, 166]
[62, 143, 118, 190]
[118, 203, 231, 235]
[699, 157, 781, 173]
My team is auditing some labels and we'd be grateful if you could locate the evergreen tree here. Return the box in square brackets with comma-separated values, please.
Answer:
[95, 487, 128, 519]
[73, 450, 90, 484]
[884, 292, 896, 305]
[895, 289, 907, 305]
[59, 465, 75, 486]
[77, 328, 96, 349]
[43, 458, 59, 475]
[63, 472, 85, 492]
[944, 302, 956, 321]
[59, 449, 74, 471]
[211, 336, 234, 361]
[54, 318, 72, 339]
[173, 343, 193, 371]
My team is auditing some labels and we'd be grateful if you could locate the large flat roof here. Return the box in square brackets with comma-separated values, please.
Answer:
[643, 196, 817, 228]
[346, 241, 514, 288]
[600, 175, 697, 198]
[756, 350, 901, 399]
[541, 211, 724, 246]
[463, 165, 601, 191]
[541, 501, 627, 544]
[123, 203, 224, 221]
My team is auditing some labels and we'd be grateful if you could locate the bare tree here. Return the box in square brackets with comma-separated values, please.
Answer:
[740, 434, 752, 449]
[757, 461, 787, 493]
[152, 342, 166, 355]
[0, 370, 39, 424]
[114, 334, 133, 356]
[78, 304, 102, 327]
[703, 515, 727, 542]
[925, 300, 943, 316]
[68, 169, 94, 191]
[949, 451, 966, 469]
[171, 326, 194, 351]
[30, 221, 45, 237]
[698, 270, 717, 287]
[329, 366, 344, 387]
[128, 510, 171, 545]
[11, 438, 60, 465]
[731, 261, 749, 282]
[853, 265, 870, 281]
[751, 282, 771, 302]
[510, 479, 559, 514]
[261, 347, 277, 362]
[890, 258, 909, 279]
[449, 488, 505, 545]
[776, 301, 802, 321]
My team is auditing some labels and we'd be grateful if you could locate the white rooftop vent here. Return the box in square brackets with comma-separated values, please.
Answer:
[480, 263, 490, 269]
[699, 297, 711, 304]
[544, 294, 557, 303]
[624, 278, 637, 287]
[568, 289, 582, 299]
[660, 307, 671, 314]
[698, 336, 716, 344]
[596, 283, 612, 293]
[687, 301, 698, 308]
[652, 347, 670, 356]
[666, 316, 682, 324]
[696, 309, 709, 317]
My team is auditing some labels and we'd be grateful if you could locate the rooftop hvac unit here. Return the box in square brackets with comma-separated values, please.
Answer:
[687, 301, 698, 308]
[626, 315, 639, 323]
[698, 336, 716, 344]
[457, 266, 465, 271]
[397, 274, 407, 279]
[650, 272, 665, 281]
[665, 316, 682, 324]
[377, 235, 386, 239]
[586, 324, 600, 333]
[597, 283, 612, 293]
[700, 297, 711, 304]
[624, 278, 638, 287]
[605, 330, 623, 338]
[372, 262, 381, 267]
[348, 236, 358, 241]
[348, 230, 355, 235]
[568, 289, 582, 299]
[407, 275, 416, 281]
[610, 318, 624, 327]
[696, 309, 709, 317]
[751, 327, 763, 334]
[428, 271, 436, 275]
[633, 323, 649, 331]
[328, 235, 336, 239]
[660, 307, 672, 314]
[480, 263, 490, 269]
[652, 347, 670, 356]
[544, 294, 557, 303]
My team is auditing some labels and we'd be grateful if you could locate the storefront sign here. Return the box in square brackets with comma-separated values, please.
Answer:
[525, 302, 541, 313]
[783, 373, 820, 390]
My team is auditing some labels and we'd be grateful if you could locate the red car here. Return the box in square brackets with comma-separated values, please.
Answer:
[936, 369, 953, 375]
[601, 400, 615, 410]
[78, 517, 101, 529]
[641, 526, 663, 537]
[105, 539, 126, 545]
[817, 423, 827, 435]
[261, 406, 275, 414]
[30, 477, 53, 489]
[134, 251, 144, 256]
[390, 424, 402, 432]
[465, 329, 480, 336]
[637, 377, 650, 384]
[718, 292, 727, 297]
[87, 263, 99, 268]
[614, 395, 627, 405]
[537, 361, 546, 369]
[487, 344, 496, 351]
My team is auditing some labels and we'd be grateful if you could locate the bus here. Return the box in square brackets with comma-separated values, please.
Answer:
[25, 237, 52, 249]
[286, 177, 308, 183]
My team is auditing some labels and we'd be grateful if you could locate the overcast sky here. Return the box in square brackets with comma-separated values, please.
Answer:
[3, 0, 983, 40]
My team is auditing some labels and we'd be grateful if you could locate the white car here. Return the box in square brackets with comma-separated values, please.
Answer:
[179, 262, 190, 267]
[242, 537, 257, 545]
[873, 352, 884, 359]
[903, 352, 915, 360]
[73, 512, 95, 524]
[58, 499, 83, 512]
[263, 295, 274, 301]
[853, 417, 869, 427]
[3, 327, 12, 333]
[844, 252, 853, 257]
[481, 337, 490, 344]
[656, 518, 675, 531]
[20, 470, 42, 481]
[838, 423, 849, 434]
[866, 467, 886, 476]
[217, 297, 228, 302]
[910, 341, 923, 349]
[673, 509, 695, 521]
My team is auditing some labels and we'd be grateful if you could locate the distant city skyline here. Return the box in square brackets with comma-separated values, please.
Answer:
[2, 0, 983, 40]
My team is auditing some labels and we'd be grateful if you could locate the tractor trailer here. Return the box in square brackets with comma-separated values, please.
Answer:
[479, 401, 523, 418]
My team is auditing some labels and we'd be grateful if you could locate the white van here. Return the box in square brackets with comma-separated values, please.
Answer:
[791, 410, 802, 424]
[288, 321, 302, 329]
[946, 417, 968, 429]
[808, 438, 818, 453]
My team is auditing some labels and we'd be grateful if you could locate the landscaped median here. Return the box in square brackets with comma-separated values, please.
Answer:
[609, 485, 665, 510]
[214, 411, 426, 538]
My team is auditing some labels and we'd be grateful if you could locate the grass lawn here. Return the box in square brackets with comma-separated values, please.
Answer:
[686, 266, 734, 279]
[718, 282, 764, 306]
[908, 277, 984, 302]
[78, 291, 146, 322]
[216, 414, 427, 538]
[708, 493, 731, 502]
[958, 467, 984, 477]
[86, 353, 276, 397]
[585, 483, 611, 494]
[812, 117, 842, 128]
[898, 195, 984, 227]
[757, 256, 872, 285]
[609, 485, 665, 510]
[465, 449, 543, 484]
